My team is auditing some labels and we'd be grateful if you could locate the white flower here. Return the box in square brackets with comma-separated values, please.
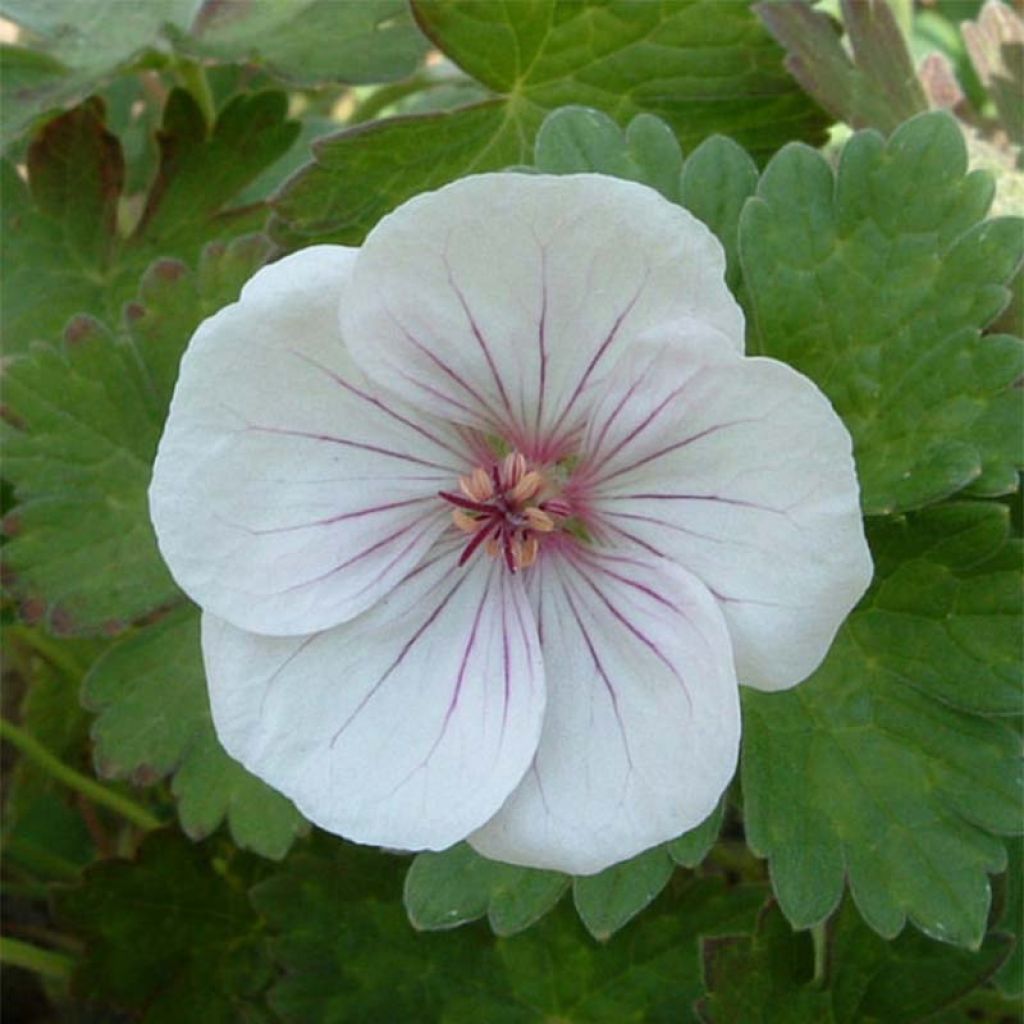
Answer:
[150, 173, 872, 874]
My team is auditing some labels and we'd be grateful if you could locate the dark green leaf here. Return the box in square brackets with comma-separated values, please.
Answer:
[1, 235, 271, 632]
[828, 897, 1013, 1023]
[272, 0, 825, 246]
[1, 0, 427, 145]
[55, 830, 274, 1023]
[742, 502, 1022, 948]
[699, 897, 1012, 1024]
[2, 90, 295, 355]
[256, 835, 768, 1023]
[83, 605, 306, 860]
[740, 111, 1024, 513]
[994, 838, 1023, 997]
[181, 0, 427, 86]
[404, 842, 568, 937]
[698, 903, 835, 1023]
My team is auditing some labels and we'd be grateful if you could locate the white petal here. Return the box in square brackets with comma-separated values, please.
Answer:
[150, 245, 472, 636]
[341, 173, 744, 459]
[202, 542, 545, 851]
[578, 342, 873, 691]
[470, 547, 739, 875]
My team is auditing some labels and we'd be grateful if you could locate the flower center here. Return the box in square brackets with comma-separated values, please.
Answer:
[439, 452, 572, 573]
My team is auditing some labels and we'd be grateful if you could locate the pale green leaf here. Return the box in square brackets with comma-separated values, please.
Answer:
[404, 843, 568, 937]
[573, 846, 676, 941]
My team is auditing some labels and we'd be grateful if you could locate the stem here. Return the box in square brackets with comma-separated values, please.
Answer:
[5, 625, 86, 683]
[0, 937, 74, 980]
[348, 71, 472, 124]
[176, 59, 216, 128]
[0, 719, 162, 832]
[811, 920, 828, 986]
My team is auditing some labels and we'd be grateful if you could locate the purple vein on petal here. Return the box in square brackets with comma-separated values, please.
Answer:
[329, 566, 472, 749]
[245, 424, 454, 472]
[258, 633, 321, 720]
[600, 509, 735, 547]
[592, 419, 760, 486]
[599, 492, 783, 515]
[563, 556, 693, 713]
[534, 242, 549, 438]
[287, 349, 470, 464]
[343, 515, 446, 605]
[549, 272, 648, 437]
[443, 254, 517, 427]
[382, 302, 507, 427]
[236, 497, 436, 536]
[556, 569, 635, 769]
[279, 519, 433, 596]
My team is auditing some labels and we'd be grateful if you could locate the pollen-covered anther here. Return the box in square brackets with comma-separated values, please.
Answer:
[509, 471, 544, 504]
[452, 509, 481, 534]
[439, 451, 568, 572]
[459, 467, 493, 503]
[524, 507, 555, 532]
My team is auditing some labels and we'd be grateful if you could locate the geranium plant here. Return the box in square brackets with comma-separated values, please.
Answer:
[1, 1, 1020, 1020]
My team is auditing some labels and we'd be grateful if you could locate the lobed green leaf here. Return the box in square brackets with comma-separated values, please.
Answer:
[742, 502, 1023, 948]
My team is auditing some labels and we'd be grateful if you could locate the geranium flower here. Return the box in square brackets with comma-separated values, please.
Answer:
[150, 173, 872, 874]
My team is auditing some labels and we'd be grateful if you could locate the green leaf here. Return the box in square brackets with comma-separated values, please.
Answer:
[993, 838, 1023, 997]
[405, 806, 728, 941]
[1, 234, 271, 633]
[2, 632, 103, 879]
[2, 90, 295, 355]
[255, 835, 768, 1023]
[404, 843, 568, 937]
[740, 111, 1024, 514]
[698, 903, 835, 1023]
[668, 799, 727, 869]
[55, 830, 274, 1023]
[827, 898, 1013, 1023]
[756, 0, 928, 134]
[180, 0, 428, 86]
[83, 605, 306, 860]
[742, 502, 1022, 948]
[534, 107, 684, 201]
[678, 134, 760, 293]
[573, 846, 676, 941]
[698, 898, 1012, 1024]
[1, 0, 426, 145]
[272, 0, 825, 246]
[531, 107, 758, 310]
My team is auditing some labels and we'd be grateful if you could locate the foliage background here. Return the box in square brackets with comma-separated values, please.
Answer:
[1, 1, 1021, 1021]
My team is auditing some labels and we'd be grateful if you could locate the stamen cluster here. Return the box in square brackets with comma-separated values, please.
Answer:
[439, 452, 569, 573]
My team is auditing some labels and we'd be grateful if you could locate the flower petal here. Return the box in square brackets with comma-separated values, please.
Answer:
[341, 173, 744, 460]
[202, 542, 545, 851]
[578, 342, 873, 691]
[150, 245, 472, 636]
[470, 546, 739, 875]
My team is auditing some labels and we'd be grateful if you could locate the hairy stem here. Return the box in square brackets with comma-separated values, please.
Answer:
[0, 718, 162, 832]
[0, 937, 75, 980]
